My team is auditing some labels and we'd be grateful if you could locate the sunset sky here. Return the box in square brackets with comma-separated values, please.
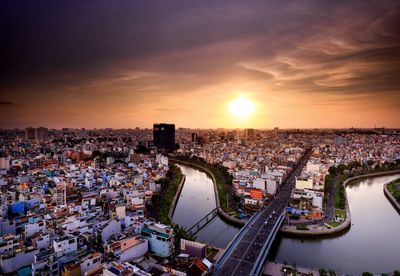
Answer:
[1, 0, 400, 129]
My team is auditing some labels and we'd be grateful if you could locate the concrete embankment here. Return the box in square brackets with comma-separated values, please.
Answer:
[169, 158, 245, 227]
[168, 175, 186, 221]
[384, 183, 400, 215]
[263, 261, 319, 276]
[349, 170, 400, 214]
[280, 193, 351, 238]
[344, 169, 400, 185]
[280, 211, 351, 238]
[281, 169, 400, 238]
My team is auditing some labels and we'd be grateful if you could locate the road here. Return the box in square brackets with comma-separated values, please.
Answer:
[216, 149, 311, 276]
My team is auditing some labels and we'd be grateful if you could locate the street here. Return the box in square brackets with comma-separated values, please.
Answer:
[217, 149, 311, 275]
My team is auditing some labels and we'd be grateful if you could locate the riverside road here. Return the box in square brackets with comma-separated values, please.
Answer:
[216, 149, 312, 276]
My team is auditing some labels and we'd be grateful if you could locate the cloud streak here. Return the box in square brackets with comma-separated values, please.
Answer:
[1, 0, 399, 128]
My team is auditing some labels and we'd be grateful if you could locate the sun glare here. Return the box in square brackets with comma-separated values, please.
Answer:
[229, 96, 255, 118]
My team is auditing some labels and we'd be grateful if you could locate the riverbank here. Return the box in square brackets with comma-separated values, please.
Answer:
[149, 164, 184, 225]
[263, 261, 400, 276]
[280, 192, 351, 238]
[169, 158, 245, 227]
[384, 180, 400, 215]
[343, 169, 400, 186]
[272, 172, 400, 274]
[263, 261, 319, 276]
[280, 174, 351, 238]
[168, 174, 186, 221]
[280, 169, 400, 238]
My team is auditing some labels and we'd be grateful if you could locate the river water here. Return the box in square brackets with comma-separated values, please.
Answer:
[172, 165, 239, 248]
[173, 165, 400, 273]
[270, 174, 400, 274]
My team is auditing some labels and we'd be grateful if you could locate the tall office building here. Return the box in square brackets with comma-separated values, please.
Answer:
[153, 123, 175, 150]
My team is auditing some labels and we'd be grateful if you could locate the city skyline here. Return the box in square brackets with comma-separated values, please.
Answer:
[1, 1, 400, 129]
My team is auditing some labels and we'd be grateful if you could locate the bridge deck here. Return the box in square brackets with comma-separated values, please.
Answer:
[187, 207, 218, 236]
[215, 149, 311, 276]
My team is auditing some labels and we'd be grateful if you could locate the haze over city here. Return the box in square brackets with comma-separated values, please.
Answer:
[1, 0, 400, 129]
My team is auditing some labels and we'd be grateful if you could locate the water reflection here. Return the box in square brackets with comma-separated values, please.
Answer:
[270, 174, 400, 274]
[172, 165, 240, 248]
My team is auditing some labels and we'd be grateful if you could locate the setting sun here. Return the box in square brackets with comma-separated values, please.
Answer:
[229, 96, 255, 119]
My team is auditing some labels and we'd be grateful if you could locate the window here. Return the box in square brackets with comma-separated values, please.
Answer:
[68, 239, 75, 244]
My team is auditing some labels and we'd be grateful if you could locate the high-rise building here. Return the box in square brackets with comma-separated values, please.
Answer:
[153, 123, 175, 150]
[35, 127, 48, 141]
[191, 132, 198, 143]
[25, 127, 36, 140]
[25, 127, 48, 141]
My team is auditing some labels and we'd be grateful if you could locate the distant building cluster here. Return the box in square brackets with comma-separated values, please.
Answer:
[0, 126, 399, 274]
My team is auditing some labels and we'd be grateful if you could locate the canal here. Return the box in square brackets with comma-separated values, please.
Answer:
[172, 164, 239, 248]
[270, 174, 400, 274]
[174, 164, 400, 273]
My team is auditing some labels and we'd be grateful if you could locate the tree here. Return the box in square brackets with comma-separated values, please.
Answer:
[362, 272, 373, 276]
[173, 224, 196, 251]
[319, 268, 327, 276]
[337, 164, 347, 174]
[328, 166, 337, 176]
[328, 269, 336, 276]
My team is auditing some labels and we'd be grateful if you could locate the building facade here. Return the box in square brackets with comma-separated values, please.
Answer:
[153, 124, 175, 150]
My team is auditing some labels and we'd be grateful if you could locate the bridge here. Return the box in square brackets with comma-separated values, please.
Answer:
[215, 149, 311, 276]
[186, 207, 218, 236]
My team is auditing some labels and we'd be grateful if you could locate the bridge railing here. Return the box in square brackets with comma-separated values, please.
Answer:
[186, 207, 218, 235]
[250, 212, 285, 276]
[215, 211, 261, 273]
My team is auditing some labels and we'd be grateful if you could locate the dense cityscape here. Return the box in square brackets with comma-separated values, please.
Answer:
[0, 126, 399, 275]
[2, 1, 400, 275]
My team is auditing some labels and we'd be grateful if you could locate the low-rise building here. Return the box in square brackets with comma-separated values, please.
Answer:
[141, 222, 174, 258]
[53, 235, 78, 254]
